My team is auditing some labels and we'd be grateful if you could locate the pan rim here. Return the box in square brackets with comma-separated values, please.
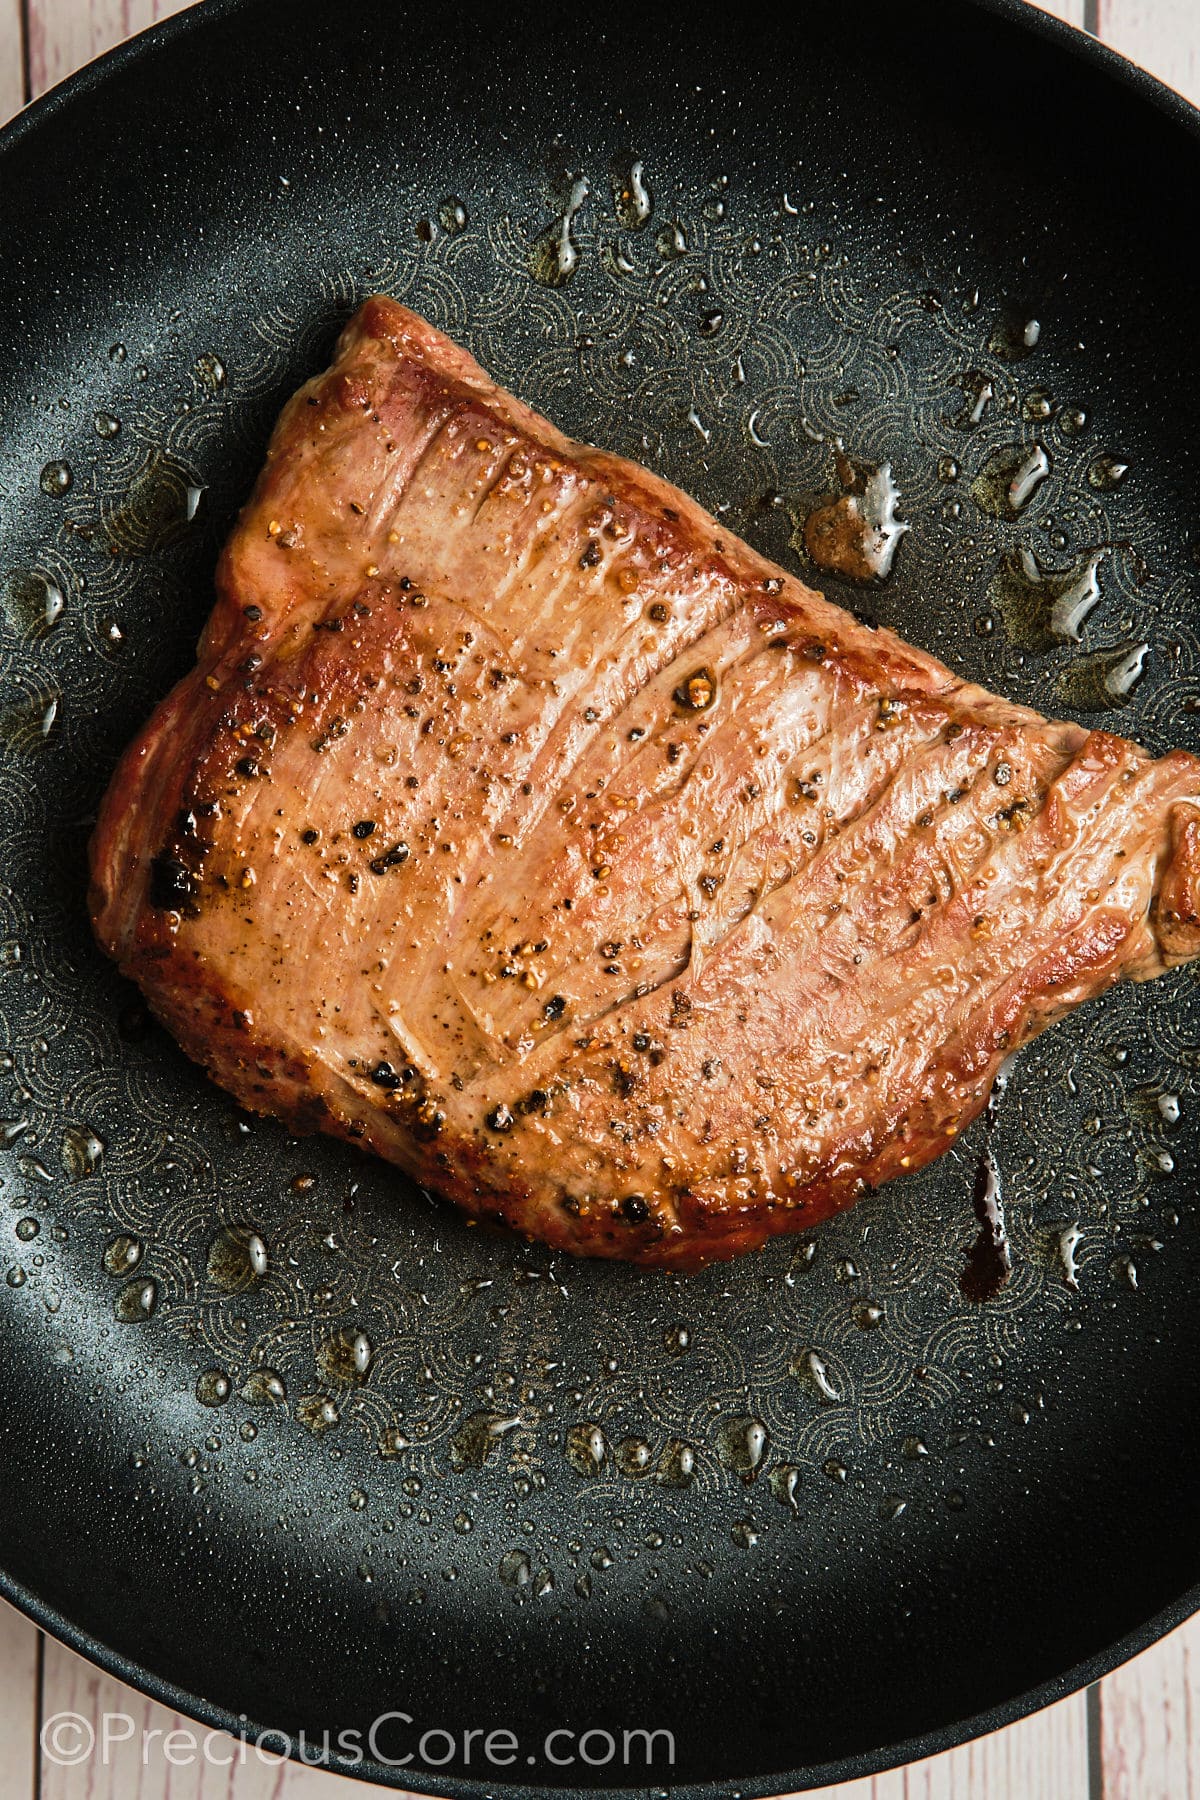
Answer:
[2, 0, 1199, 1791]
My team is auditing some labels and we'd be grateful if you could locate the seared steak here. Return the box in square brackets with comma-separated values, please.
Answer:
[90, 297, 1200, 1269]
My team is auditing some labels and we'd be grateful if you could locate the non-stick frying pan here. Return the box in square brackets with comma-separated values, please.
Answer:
[2, 0, 1199, 1791]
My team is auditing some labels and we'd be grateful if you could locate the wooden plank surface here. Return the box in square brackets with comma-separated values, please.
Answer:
[0, 1602, 39, 1798]
[1, 0, 1199, 1796]
[37, 1627, 366, 1798]
[1100, 1619, 1200, 1800]
[0, 0, 25, 119]
[26, 0, 194, 100]
[1099, 0, 1200, 103]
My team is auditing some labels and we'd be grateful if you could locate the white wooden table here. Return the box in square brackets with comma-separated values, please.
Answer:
[0, 1, 1197, 1794]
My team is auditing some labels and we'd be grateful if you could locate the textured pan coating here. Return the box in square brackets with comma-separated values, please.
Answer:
[90, 297, 1200, 1269]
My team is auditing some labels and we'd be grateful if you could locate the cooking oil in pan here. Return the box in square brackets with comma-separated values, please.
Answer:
[318, 1328, 373, 1383]
[101, 448, 204, 555]
[528, 175, 590, 288]
[612, 158, 652, 230]
[206, 1226, 268, 1291]
[61, 1125, 104, 1179]
[990, 545, 1106, 650]
[987, 312, 1041, 361]
[102, 1233, 142, 1276]
[39, 459, 72, 497]
[438, 196, 469, 235]
[971, 442, 1051, 520]
[797, 454, 908, 583]
[717, 1415, 769, 1481]
[0, 686, 59, 752]
[2, 568, 64, 637]
[114, 1276, 158, 1322]
[1056, 639, 1150, 710]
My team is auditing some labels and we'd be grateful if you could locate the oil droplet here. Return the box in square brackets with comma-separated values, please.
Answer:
[109, 343, 126, 363]
[657, 1438, 696, 1487]
[664, 1321, 691, 1355]
[94, 412, 121, 439]
[1088, 453, 1128, 492]
[196, 1368, 231, 1406]
[938, 456, 959, 482]
[61, 1124, 104, 1179]
[206, 1226, 267, 1291]
[960, 1147, 1011, 1302]
[1110, 1252, 1138, 1290]
[791, 1347, 841, 1401]
[104, 449, 204, 555]
[988, 312, 1041, 361]
[1056, 640, 1149, 711]
[438, 196, 469, 235]
[449, 1409, 520, 1471]
[903, 1435, 928, 1459]
[769, 1463, 801, 1511]
[656, 221, 687, 259]
[499, 1549, 532, 1587]
[617, 1436, 654, 1476]
[717, 1415, 769, 1481]
[566, 1422, 608, 1475]
[1057, 1222, 1082, 1290]
[1024, 388, 1054, 422]
[1128, 1085, 1181, 1128]
[854, 1300, 883, 1330]
[612, 159, 651, 231]
[348, 1486, 368, 1511]
[990, 545, 1105, 650]
[1059, 406, 1089, 436]
[103, 1233, 143, 1276]
[7, 1266, 25, 1288]
[529, 176, 589, 288]
[3, 569, 65, 637]
[239, 1367, 287, 1407]
[115, 1276, 158, 1322]
[14, 1217, 38, 1242]
[880, 1494, 907, 1520]
[40, 460, 72, 496]
[954, 370, 994, 429]
[318, 1328, 372, 1384]
[0, 688, 59, 753]
[195, 353, 226, 390]
[730, 1519, 759, 1548]
[379, 1425, 411, 1458]
[799, 453, 907, 584]
[971, 443, 1051, 520]
[296, 1393, 340, 1435]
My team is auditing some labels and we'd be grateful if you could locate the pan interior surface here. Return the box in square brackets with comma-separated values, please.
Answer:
[1, 0, 1199, 1790]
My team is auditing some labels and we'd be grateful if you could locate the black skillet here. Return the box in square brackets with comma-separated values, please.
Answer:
[2, 0, 1200, 1791]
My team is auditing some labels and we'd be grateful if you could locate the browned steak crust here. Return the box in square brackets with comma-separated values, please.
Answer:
[90, 297, 1200, 1269]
